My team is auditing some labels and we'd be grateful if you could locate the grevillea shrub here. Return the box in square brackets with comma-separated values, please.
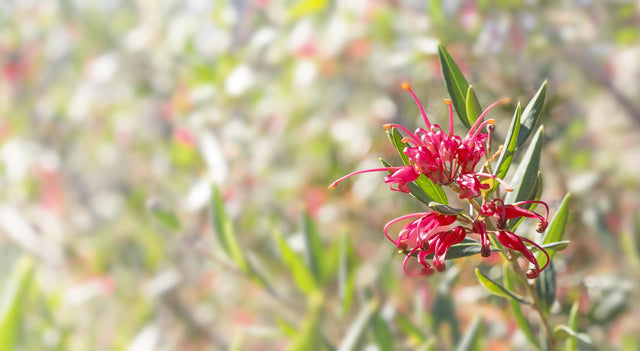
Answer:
[330, 44, 577, 350]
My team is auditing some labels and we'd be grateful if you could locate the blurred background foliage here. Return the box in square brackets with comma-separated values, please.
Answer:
[0, 0, 639, 350]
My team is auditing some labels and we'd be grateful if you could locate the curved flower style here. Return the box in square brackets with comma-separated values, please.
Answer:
[384, 212, 464, 275]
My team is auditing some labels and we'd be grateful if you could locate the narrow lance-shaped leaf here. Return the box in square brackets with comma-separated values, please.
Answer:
[494, 102, 521, 180]
[537, 193, 571, 268]
[438, 43, 472, 129]
[338, 235, 356, 316]
[466, 85, 483, 127]
[566, 301, 580, 351]
[286, 292, 325, 351]
[371, 311, 395, 351]
[553, 325, 592, 347]
[302, 210, 324, 282]
[386, 128, 410, 166]
[503, 264, 540, 350]
[535, 261, 556, 316]
[210, 186, 250, 273]
[505, 126, 544, 206]
[455, 315, 483, 351]
[273, 230, 318, 294]
[337, 299, 378, 351]
[0, 256, 35, 351]
[509, 171, 542, 230]
[516, 81, 547, 150]
[475, 268, 529, 304]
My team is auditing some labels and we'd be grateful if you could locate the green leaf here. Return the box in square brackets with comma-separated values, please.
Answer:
[210, 186, 249, 273]
[428, 202, 464, 215]
[553, 325, 592, 347]
[475, 268, 529, 304]
[535, 261, 556, 316]
[149, 207, 181, 231]
[274, 230, 318, 295]
[465, 86, 483, 127]
[516, 81, 547, 150]
[505, 126, 544, 206]
[386, 128, 410, 166]
[566, 302, 579, 351]
[503, 265, 540, 350]
[537, 194, 571, 268]
[338, 235, 356, 316]
[433, 282, 460, 343]
[508, 171, 542, 230]
[396, 313, 429, 346]
[416, 175, 449, 205]
[288, 0, 328, 20]
[438, 43, 472, 129]
[0, 256, 35, 351]
[455, 315, 483, 351]
[494, 102, 521, 180]
[371, 311, 394, 351]
[286, 293, 325, 351]
[302, 210, 324, 282]
[337, 299, 378, 351]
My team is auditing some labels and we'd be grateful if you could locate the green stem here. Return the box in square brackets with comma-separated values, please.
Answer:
[507, 250, 556, 351]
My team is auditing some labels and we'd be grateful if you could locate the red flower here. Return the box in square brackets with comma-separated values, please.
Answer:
[481, 199, 549, 232]
[384, 212, 464, 275]
[494, 230, 549, 279]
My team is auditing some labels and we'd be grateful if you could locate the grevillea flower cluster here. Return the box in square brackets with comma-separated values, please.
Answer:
[330, 83, 551, 278]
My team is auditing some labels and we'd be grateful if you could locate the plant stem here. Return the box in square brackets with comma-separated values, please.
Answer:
[507, 251, 556, 351]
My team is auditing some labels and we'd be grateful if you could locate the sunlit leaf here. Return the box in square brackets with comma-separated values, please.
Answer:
[210, 186, 249, 273]
[149, 207, 181, 231]
[537, 194, 571, 268]
[274, 230, 318, 295]
[337, 299, 378, 351]
[503, 264, 540, 350]
[288, 0, 328, 20]
[396, 313, 429, 347]
[516, 81, 547, 150]
[371, 311, 394, 351]
[475, 268, 529, 304]
[286, 292, 325, 351]
[416, 175, 448, 205]
[566, 301, 579, 351]
[302, 210, 324, 282]
[455, 315, 483, 351]
[386, 128, 410, 166]
[465, 85, 482, 127]
[494, 102, 521, 180]
[553, 325, 592, 347]
[505, 126, 543, 207]
[438, 43, 472, 129]
[0, 256, 35, 351]
[338, 235, 356, 316]
[535, 261, 556, 316]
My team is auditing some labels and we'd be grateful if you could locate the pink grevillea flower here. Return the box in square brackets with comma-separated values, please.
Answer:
[382, 83, 512, 199]
[384, 212, 465, 275]
[474, 198, 552, 278]
[327, 82, 511, 199]
[480, 199, 549, 232]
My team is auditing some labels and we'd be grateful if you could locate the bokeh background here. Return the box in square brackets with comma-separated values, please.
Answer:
[1, 1, 639, 350]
